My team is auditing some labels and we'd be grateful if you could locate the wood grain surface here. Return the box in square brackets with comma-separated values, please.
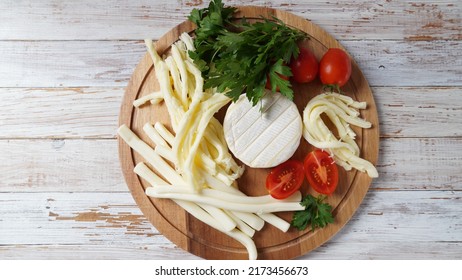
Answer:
[1, 0, 461, 260]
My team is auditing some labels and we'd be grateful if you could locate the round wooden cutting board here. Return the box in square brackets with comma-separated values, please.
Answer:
[118, 6, 379, 260]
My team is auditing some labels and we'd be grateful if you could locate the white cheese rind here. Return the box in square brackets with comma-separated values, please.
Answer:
[223, 92, 302, 168]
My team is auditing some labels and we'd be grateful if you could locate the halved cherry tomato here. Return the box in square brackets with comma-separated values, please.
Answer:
[290, 46, 319, 83]
[266, 160, 304, 199]
[304, 149, 339, 195]
[319, 48, 352, 87]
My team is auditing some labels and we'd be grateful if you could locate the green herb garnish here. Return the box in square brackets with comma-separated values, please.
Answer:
[188, 0, 307, 106]
[291, 194, 334, 231]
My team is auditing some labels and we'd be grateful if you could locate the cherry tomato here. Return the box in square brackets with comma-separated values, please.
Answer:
[319, 48, 352, 87]
[290, 46, 319, 83]
[266, 160, 304, 199]
[304, 150, 339, 195]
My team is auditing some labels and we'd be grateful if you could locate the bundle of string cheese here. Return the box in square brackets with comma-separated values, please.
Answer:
[118, 33, 304, 260]
[302, 92, 378, 178]
[143, 33, 243, 192]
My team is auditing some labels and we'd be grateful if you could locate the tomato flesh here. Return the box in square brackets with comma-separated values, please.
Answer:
[290, 46, 319, 83]
[266, 160, 304, 199]
[304, 150, 339, 195]
[319, 48, 352, 87]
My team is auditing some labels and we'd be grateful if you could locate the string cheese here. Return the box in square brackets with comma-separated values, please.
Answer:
[118, 33, 303, 260]
[302, 92, 378, 178]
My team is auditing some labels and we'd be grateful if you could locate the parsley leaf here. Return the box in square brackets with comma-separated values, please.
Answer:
[268, 59, 293, 100]
[291, 194, 334, 231]
[188, 0, 307, 105]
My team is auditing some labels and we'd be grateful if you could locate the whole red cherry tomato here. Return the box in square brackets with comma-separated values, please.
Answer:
[319, 48, 352, 87]
[290, 46, 319, 83]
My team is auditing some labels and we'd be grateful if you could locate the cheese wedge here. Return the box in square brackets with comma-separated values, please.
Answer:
[223, 91, 302, 168]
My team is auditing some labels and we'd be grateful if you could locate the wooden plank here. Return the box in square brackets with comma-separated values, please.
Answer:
[0, 40, 145, 87]
[1, 87, 460, 139]
[0, 193, 156, 246]
[0, 0, 460, 40]
[0, 40, 460, 88]
[305, 241, 462, 260]
[341, 39, 462, 87]
[1, 241, 460, 259]
[375, 87, 462, 138]
[0, 139, 126, 192]
[342, 190, 461, 243]
[376, 138, 462, 191]
[1, 137, 460, 192]
[0, 87, 123, 139]
[0, 244, 199, 260]
[0, 190, 460, 259]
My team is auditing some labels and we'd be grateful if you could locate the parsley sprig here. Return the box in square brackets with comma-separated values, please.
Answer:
[291, 194, 334, 231]
[188, 0, 307, 105]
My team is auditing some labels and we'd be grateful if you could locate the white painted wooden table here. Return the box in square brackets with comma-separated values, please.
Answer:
[1, 0, 461, 259]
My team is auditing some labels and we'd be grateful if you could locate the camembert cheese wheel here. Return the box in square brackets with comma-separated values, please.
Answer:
[223, 91, 302, 168]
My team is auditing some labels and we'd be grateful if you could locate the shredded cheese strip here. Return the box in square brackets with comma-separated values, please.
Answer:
[302, 92, 378, 178]
[143, 123, 169, 148]
[145, 187, 304, 213]
[154, 145, 176, 164]
[231, 211, 265, 231]
[225, 230, 258, 260]
[171, 43, 190, 106]
[148, 185, 301, 205]
[225, 210, 256, 237]
[145, 39, 184, 130]
[154, 123, 174, 147]
[257, 213, 292, 232]
[197, 204, 237, 232]
[165, 56, 183, 105]
[180, 32, 195, 52]
[133, 91, 163, 107]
